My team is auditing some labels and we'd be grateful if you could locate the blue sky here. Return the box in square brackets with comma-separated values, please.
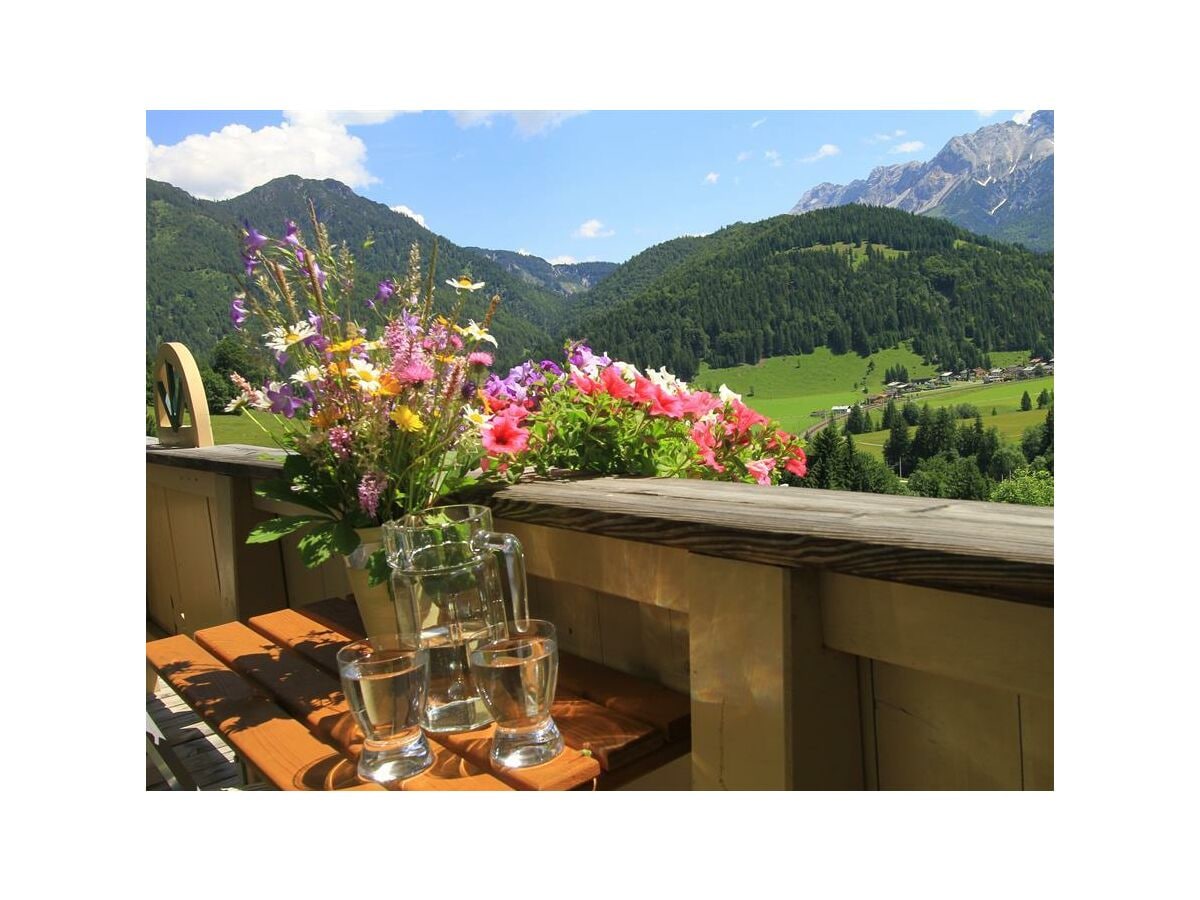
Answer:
[146, 109, 1033, 264]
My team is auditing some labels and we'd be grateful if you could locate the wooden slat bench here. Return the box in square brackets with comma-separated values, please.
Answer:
[147, 600, 692, 791]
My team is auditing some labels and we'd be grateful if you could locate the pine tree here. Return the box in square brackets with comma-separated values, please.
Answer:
[845, 404, 866, 434]
[1021, 390, 1032, 411]
[884, 417, 911, 474]
[1037, 388, 1050, 409]
[806, 422, 844, 489]
[882, 398, 898, 430]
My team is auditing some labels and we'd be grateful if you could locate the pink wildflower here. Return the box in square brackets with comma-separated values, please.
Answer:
[328, 426, 352, 460]
[357, 473, 386, 519]
[396, 360, 436, 384]
[468, 351, 494, 367]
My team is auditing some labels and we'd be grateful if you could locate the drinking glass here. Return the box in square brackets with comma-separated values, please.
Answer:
[469, 619, 564, 768]
[337, 634, 434, 784]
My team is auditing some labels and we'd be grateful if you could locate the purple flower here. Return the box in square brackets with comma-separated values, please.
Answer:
[266, 383, 306, 418]
[230, 295, 248, 330]
[283, 220, 301, 248]
[328, 426, 352, 460]
[241, 252, 258, 278]
[310, 257, 327, 290]
[373, 279, 396, 306]
[357, 473, 386, 520]
[460, 378, 477, 399]
[566, 341, 609, 369]
[273, 350, 289, 368]
[540, 360, 563, 376]
[243, 223, 270, 254]
[306, 309, 323, 331]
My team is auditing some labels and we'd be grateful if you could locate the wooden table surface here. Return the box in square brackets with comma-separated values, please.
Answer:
[146, 600, 690, 791]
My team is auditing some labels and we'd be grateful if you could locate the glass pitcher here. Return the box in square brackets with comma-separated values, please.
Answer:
[384, 506, 529, 734]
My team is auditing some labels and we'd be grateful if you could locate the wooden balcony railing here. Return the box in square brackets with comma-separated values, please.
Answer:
[147, 439, 1053, 790]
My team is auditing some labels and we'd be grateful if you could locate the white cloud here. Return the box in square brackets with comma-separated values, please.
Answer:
[390, 204, 426, 228]
[800, 143, 840, 163]
[1012, 110, 1037, 125]
[764, 149, 783, 167]
[449, 110, 585, 137]
[890, 140, 926, 154]
[704, 172, 719, 184]
[517, 248, 531, 256]
[736, 150, 752, 162]
[867, 129, 906, 144]
[751, 117, 767, 128]
[575, 218, 614, 238]
[548, 255, 577, 265]
[976, 110, 997, 118]
[145, 110, 407, 200]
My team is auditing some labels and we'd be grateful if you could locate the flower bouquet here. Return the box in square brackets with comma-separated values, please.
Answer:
[474, 341, 808, 484]
[226, 204, 500, 593]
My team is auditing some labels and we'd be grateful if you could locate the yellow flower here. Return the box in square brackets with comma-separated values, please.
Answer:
[378, 372, 403, 396]
[311, 408, 338, 429]
[328, 337, 365, 354]
[446, 276, 485, 292]
[455, 319, 498, 347]
[390, 406, 424, 432]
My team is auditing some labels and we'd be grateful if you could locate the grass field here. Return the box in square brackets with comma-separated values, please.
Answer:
[853, 406, 1051, 461]
[149, 407, 289, 448]
[695, 344, 1043, 437]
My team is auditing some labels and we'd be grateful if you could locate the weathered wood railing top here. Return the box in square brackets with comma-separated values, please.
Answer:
[147, 441, 1053, 607]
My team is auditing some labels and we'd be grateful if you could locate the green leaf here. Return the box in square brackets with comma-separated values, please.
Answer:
[297, 522, 338, 568]
[331, 519, 360, 555]
[246, 515, 326, 544]
[366, 548, 391, 587]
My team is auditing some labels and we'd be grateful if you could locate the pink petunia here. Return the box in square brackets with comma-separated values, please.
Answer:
[482, 416, 530, 455]
[569, 368, 602, 396]
[600, 365, 635, 400]
[678, 389, 719, 418]
[647, 384, 684, 419]
[746, 457, 776, 485]
[785, 452, 808, 478]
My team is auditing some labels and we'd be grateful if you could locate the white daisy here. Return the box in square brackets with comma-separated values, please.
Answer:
[290, 366, 324, 384]
[446, 276, 485, 292]
[263, 321, 317, 353]
[347, 358, 382, 393]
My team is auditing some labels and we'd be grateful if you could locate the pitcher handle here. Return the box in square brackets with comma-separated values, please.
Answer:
[472, 531, 529, 632]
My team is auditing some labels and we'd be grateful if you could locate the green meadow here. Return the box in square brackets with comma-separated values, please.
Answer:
[853, 406, 1051, 461]
[695, 344, 1045, 437]
[150, 407, 289, 449]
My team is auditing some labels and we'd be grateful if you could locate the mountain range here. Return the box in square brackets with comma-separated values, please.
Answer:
[789, 111, 1054, 250]
[464, 248, 617, 296]
[146, 176, 606, 370]
[147, 117, 1053, 387]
